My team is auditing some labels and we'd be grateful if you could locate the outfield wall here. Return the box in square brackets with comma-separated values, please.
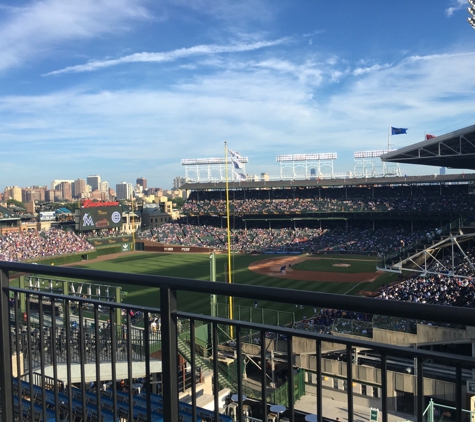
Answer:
[138, 241, 213, 253]
[87, 236, 133, 248]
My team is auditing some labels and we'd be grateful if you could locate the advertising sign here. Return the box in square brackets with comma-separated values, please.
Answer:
[79, 206, 122, 231]
[88, 236, 133, 247]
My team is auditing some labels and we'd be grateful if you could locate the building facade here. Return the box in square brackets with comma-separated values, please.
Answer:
[87, 175, 101, 191]
[116, 182, 133, 200]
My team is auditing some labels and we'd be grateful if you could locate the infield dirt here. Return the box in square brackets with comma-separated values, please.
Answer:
[248, 256, 383, 283]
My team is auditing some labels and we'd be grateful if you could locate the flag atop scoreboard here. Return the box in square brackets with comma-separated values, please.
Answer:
[75, 200, 123, 232]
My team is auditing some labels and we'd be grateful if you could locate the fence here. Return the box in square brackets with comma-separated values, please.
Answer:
[2, 261, 475, 422]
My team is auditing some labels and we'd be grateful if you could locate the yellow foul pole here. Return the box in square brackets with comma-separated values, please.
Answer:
[224, 142, 234, 337]
[131, 191, 136, 249]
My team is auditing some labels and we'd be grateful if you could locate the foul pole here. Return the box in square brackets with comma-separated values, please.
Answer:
[224, 142, 234, 337]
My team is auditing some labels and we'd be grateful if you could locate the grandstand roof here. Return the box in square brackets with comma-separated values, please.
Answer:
[0, 205, 10, 215]
[180, 172, 475, 191]
[381, 123, 475, 169]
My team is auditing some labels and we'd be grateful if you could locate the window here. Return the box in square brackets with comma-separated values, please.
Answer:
[373, 387, 379, 398]
[361, 385, 367, 396]
[333, 378, 338, 389]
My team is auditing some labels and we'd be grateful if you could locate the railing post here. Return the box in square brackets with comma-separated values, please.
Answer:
[161, 285, 179, 422]
[0, 267, 14, 421]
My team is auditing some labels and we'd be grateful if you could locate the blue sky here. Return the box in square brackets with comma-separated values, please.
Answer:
[1, 0, 474, 190]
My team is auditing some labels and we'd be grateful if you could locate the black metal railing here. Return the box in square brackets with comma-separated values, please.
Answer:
[1, 261, 475, 422]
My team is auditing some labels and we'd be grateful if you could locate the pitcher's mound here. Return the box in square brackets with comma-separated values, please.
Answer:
[248, 256, 381, 283]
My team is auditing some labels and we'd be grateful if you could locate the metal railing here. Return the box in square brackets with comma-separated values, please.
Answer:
[2, 261, 475, 422]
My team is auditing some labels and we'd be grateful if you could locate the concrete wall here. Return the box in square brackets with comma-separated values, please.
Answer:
[372, 328, 418, 346]
[295, 355, 459, 410]
[244, 324, 470, 357]
[416, 325, 468, 344]
[243, 324, 470, 411]
[241, 338, 349, 356]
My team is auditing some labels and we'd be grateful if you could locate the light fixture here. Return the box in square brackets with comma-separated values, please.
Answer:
[469, 0, 475, 29]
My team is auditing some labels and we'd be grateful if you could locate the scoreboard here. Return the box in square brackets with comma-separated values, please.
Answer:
[75, 203, 123, 232]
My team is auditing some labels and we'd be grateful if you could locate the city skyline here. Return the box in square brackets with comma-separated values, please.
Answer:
[1, 1, 474, 188]
[2, 174, 180, 204]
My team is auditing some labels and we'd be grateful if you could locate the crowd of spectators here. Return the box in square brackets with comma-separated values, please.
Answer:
[292, 309, 373, 336]
[288, 249, 475, 337]
[142, 183, 473, 255]
[80, 229, 129, 239]
[182, 184, 475, 216]
[0, 229, 94, 262]
[138, 222, 437, 255]
[376, 249, 475, 308]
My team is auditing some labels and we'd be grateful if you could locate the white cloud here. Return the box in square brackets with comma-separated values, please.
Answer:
[2, 49, 474, 184]
[353, 63, 391, 76]
[445, 0, 467, 17]
[45, 38, 290, 75]
[0, 0, 151, 73]
[1, 0, 475, 188]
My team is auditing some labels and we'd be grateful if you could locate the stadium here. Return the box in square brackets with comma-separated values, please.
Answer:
[2, 124, 475, 422]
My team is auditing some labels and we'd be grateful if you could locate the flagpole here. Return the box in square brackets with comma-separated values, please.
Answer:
[224, 142, 234, 338]
[388, 126, 391, 150]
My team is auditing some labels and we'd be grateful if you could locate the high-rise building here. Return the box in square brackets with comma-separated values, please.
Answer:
[116, 182, 133, 200]
[51, 180, 74, 191]
[90, 190, 106, 200]
[73, 179, 86, 198]
[173, 177, 185, 190]
[87, 175, 101, 191]
[99, 181, 109, 192]
[22, 188, 32, 203]
[22, 187, 45, 203]
[136, 177, 147, 190]
[4, 186, 22, 202]
[99, 181, 109, 199]
[45, 190, 55, 202]
[60, 182, 72, 201]
[32, 186, 47, 202]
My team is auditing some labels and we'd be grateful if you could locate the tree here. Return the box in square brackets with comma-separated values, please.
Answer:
[172, 197, 185, 209]
[7, 199, 25, 209]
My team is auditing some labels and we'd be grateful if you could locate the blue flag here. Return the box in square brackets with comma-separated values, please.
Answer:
[391, 127, 408, 135]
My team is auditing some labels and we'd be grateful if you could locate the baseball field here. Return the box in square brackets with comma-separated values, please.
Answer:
[72, 251, 397, 322]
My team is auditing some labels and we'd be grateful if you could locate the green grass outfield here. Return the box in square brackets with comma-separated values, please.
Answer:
[70, 252, 396, 321]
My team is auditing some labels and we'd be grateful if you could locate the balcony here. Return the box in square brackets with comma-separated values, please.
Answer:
[1, 260, 475, 422]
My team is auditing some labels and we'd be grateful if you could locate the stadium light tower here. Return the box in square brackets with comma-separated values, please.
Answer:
[469, 0, 475, 29]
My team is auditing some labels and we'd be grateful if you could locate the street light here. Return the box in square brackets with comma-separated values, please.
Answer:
[470, 16, 475, 29]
